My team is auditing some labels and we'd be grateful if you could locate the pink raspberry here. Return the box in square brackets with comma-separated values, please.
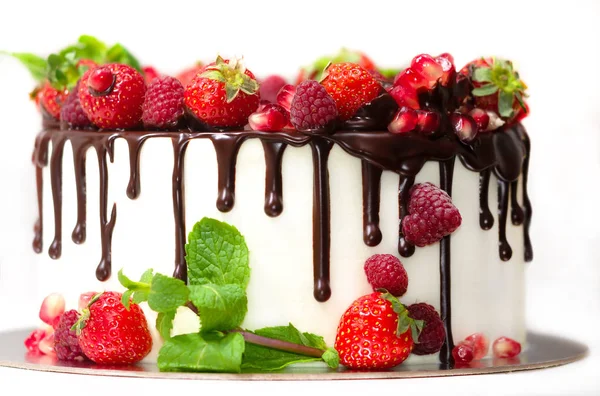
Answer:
[53, 310, 87, 361]
[363, 254, 408, 297]
[259, 75, 287, 103]
[402, 182, 462, 247]
[60, 81, 92, 128]
[142, 76, 185, 129]
[290, 80, 338, 130]
[407, 302, 446, 355]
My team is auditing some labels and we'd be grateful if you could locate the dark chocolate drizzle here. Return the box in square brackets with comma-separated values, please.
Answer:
[262, 141, 287, 217]
[71, 139, 88, 244]
[397, 175, 416, 257]
[171, 135, 190, 282]
[212, 134, 247, 213]
[95, 139, 117, 281]
[478, 169, 494, 230]
[361, 161, 382, 247]
[48, 135, 66, 260]
[522, 131, 533, 262]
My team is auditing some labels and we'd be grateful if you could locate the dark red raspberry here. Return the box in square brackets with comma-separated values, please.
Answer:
[259, 75, 287, 103]
[407, 302, 445, 355]
[60, 81, 92, 128]
[402, 182, 462, 247]
[53, 310, 87, 361]
[142, 76, 185, 129]
[290, 80, 338, 130]
[363, 254, 408, 296]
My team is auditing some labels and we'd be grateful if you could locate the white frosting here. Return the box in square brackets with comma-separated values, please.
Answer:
[32, 136, 526, 364]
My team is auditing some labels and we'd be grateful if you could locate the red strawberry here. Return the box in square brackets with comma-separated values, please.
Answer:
[459, 57, 528, 122]
[321, 62, 381, 120]
[78, 64, 146, 129]
[184, 56, 260, 128]
[175, 62, 205, 87]
[295, 49, 379, 85]
[33, 82, 67, 120]
[334, 291, 423, 370]
[142, 66, 161, 84]
[73, 291, 152, 364]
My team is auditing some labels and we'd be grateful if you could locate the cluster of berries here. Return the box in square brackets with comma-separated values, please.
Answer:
[25, 291, 152, 365]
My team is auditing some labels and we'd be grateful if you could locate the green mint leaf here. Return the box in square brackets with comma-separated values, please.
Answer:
[148, 273, 189, 313]
[321, 348, 340, 369]
[472, 84, 499, 97]
[254, 323, 327, 350]
[118, 268, 151, 290]
[132, 290, 149, 305]
[121, 290, 133, 309]
[139, 268, 154, 283]
[105, 43, 142, 72]
[158, 332, 244, 373]
[5, 52, 47, 81]
[188, 283, 247, 332]
[74, 35, 107, 63]
[498, 90, 515, 118]
[156, 311, 176, 340]
[185, 217, 250, 288]
[472, 67, 492, 83]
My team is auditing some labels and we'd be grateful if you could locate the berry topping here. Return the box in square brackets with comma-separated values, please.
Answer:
[492, 336, 521, 358]
[78, 291, 97, 311]
[406, 303, 445, 355]
[464, 333, 489, 360]
[452, 341, 474, 363]
[60, 81, 92, 128]
[248, 103, 289, 132]
[388, 106, 418, 134]
[38, 332, 56, 357]
[54, 310, 87, 361]
[36, 82, 67, 120]
[79, 63, 146, 129]
[296, 48, 379, 84]
[451, 113, 478, 143]
[388, 84, 420, 110]
[175, 63, 205, 87]
[259, 75, 288, 104]
[394, 68, 429, 92]
[73, 291, 152, 364]
[434, 53, 455, 85]
[468, 108, 490, 132]
[402, 182, 462, 247]
[289, 80, 338, 131]
[277, 84, 296, 113]
[416, 110, 440, 135]
[411, 54, 444, 89]
[334, 292, 423, 370]
[142, 65, 161, 84]
[39, 293, 65, 328]
[184, 56, 260, 128]
[363, 254, 408, 297]
[24, 329, 47, 354]
[142, 76, 185, 129]
[321, 62, 381, 120]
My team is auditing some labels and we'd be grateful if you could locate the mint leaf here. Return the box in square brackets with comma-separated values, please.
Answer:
[148, 273, 189, 313]
[188, 283, 247, 332]
[254, 324, 327, 349]
[472, 84, 499, 96]
[121, 290, 134, 309]
[73, 35, 107, 63]
[321, 348, 340, 369]
[158, 332, 245, 373]
[7, 52, 47, 81]
[185, 217, 250, 288]
[156, 311, 176, 340]
[105, 43, 142, 72]
[498, 90, 515, 118]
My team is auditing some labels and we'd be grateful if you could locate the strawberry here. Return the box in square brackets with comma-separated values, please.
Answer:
[334, 291, 423, 370]
[73, 291, 152, 365]
[459, 57, 528, 122]
[184, 56, 260, 128]
[320, 62, 381, 120]
[78, 63, 146, 129]
[33, 82, 67, 120]
[295, 48, 379, 85]
[175, 62, 205, 87]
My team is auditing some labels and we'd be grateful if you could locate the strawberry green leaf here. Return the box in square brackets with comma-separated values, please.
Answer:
[472, 84, 499, 96]
[73, 35, 107, 63]
[148, 273, 189, 313]
[4, 52, 47, 81]
[472, 67, 492, 83]
[200, 70, 226, 83]
[118, 268, 152, 305]
[381, 291, 423, 342]
[188, 283, 247, 332]
[158, 332, 245, 373]
[498, 90, 515, 118]
[321, 348, 340, 369]
[156, 311, 176, 340]
[515, 91, 527, 112]
[105, 43, 142, 73]
[121, 290, 134, 310]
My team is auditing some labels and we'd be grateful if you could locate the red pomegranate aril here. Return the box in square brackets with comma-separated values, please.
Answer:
[464, 333, 490, 360]
[38, 332, 56, 356]
[435, 53, 455, 85]
[389, 84, 420, 110]
[394, 68, 429, 91]
[411, 54, 444, 88]
[248, 103, 289, 132]
[451, 113, 478, 143]
[492, 337, 521, 358]
[78, 292, 97, 311]
[276, 84, 296, 113]
[452, 341, 474, 363]
[24, 329, 46, 353]
[468, 108, 490, 132]
[39, 293, 65, 328]
[417, 110, 440, 134]
[388, 107, 418, 134]
[87, 67, 115, 95]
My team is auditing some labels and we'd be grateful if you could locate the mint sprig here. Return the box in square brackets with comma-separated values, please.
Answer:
[188, 283, 247, 332]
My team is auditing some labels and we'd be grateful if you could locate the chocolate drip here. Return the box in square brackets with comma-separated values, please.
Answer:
[310, 138, 333, 302]
[70, 140, 89, 244]
[95, 141, 117, 281]
[171, 135, 190, 282]
[510, 180, 524, 225]
[261, 141, 287, 217]
[438, 158, 456, 366]
[497, 180, 512, 261]
[521, 131, 533, 262]
[125, 135, 150, 200]
[48, 136, 67, 259]
[361, 161, 383, 246]
[212, 135, 247, 212]
[33, 165, 44, 253]
[398, 175, 416, 257]
[479, 169, 494, 230]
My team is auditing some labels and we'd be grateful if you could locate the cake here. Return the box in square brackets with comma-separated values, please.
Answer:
[8, 37, 532, 371]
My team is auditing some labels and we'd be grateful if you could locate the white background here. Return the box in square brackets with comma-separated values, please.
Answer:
[0, 0, 599, 395]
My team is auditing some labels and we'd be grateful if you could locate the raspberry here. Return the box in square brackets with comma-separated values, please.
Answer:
[290, 80, 338, 130]
[142, 76, 185, 129]
[363, 254, 408, 296]
[60, 82, 91, 128]
[53, 310, 87, 361]
[402, 182, 462, 247]
[407, 303, 445, 355]
[259, 75, 287, 103]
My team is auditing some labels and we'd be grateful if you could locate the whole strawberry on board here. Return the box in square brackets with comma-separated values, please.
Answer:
[184, 56, 260, 128]
[72, 291, 152, 365]
[334, 291, 423, 370]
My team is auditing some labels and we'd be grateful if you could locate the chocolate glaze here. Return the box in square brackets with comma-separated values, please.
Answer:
[479, 169, 494, 230]
[397, 175, 416, 257]
[361, 161, 383, 247]
[522, 131, 533, 262]
[48, 135, 66, 259]
[95, 140, 117, 281]
[212, 134, 247, 213]
[70, 139, 88, 244]
[171, 135, 190, 282]
[262, 141, 287, 217]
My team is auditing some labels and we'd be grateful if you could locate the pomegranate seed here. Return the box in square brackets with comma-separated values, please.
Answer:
[411, 54, 444, 88]
[393, 68, 429, 91]
[78, 291, 98, 311]
[464, 333, 489, 360]
[39, 293, 65, 328]
[248, 103, 289, 132]
[416, 110, 440, 134]
[492, 337, 521, 358]
[452, 342, 474, 363]
[38, 332, 56, 356]
[87, 66, 115, 95]
[486, 110, 506, 131]
[388, 107, 418, 134]
[451, 113, 478, 143]
[468, 108, 490, 132]
[24, 329, 46, 353]
[434, 53, 455, 85]
[276, 84, 296, 113]
[389, 84, 420, 110]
